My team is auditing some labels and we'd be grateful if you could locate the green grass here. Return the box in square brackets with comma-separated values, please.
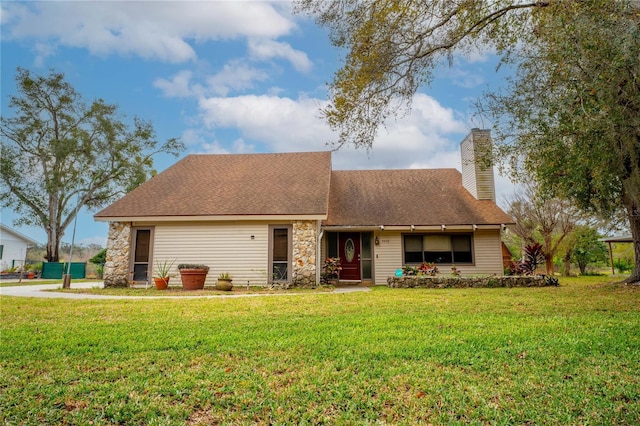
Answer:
[1, 277, 639, 424]
[50, 285, 335, 297]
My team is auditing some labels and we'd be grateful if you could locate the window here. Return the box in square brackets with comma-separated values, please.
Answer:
[270, 226, 292, 282]
[403, 234, 473, 264]
[327, 232, 338, 258]
[131, 228, 152, 282]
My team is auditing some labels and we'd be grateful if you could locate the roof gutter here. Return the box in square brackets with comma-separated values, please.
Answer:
[95, 214, 328, 222]
[321, 224, 512, 232]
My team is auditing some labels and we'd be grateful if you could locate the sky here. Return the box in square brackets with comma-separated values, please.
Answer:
[1, 1, 514, 248]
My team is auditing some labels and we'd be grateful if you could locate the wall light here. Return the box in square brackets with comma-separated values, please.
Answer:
[375, 236, 380, 245]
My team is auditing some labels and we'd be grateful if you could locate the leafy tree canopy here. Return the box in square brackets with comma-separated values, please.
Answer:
[298, 0, 640, 282]
[571, 226, 609, 275]
[1, 68, 185, 262]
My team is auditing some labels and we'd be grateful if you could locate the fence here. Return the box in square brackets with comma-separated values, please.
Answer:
[41, 262, 86, 279]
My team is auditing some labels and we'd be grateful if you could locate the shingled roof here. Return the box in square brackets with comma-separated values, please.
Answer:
[324, 169, 513, 226]
[95, 152, 332, 219]
[96, 151, 513, 226]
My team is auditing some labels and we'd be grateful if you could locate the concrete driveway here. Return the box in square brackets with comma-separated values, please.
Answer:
[0, 281, 370, 299]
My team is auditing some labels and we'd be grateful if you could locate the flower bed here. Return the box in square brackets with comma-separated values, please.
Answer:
[387, 275, 558, 288]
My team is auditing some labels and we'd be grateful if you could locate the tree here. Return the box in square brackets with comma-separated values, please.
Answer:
[89, 248, 107, 267]
[506, 183, 580, 275]
[297, 0, 640, 283]
[480, 1, 640, 283]
[89, 248, 107, 279]
[570, 226, 608, 275]
[1, 68, 184, 262]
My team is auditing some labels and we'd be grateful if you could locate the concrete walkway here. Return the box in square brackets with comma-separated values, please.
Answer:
[0, 281, 371, 299]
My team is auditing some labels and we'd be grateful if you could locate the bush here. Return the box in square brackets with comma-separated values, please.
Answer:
[508, 243, 545, 275]
[89, 248, 106, 266]
[613, 258, 633, 273]
[320, 257, 342, 284]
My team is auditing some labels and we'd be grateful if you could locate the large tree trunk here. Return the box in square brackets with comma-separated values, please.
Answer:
[544, 255, 554, 276]
[625, 201, 640, 284]
[563, 251, 572, 276]
[543, 235, 554, 275]
[45, 227, 60, 262]
[578, 261, 587, 275]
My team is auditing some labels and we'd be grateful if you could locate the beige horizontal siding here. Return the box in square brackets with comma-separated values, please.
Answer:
[373, 232, 403, 285]
[466, 229, 503, 275]
[150, 221, 280, 286]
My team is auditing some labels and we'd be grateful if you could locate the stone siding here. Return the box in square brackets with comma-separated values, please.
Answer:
[387, 275, 557, 288]
[103, 222, 131, 288]
[291, 220, 318, 287]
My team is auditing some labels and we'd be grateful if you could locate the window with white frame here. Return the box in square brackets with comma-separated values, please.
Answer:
[403, 234, 473, 264]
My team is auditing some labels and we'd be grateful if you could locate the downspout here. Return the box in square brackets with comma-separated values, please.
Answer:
[317, 220, 323, 284]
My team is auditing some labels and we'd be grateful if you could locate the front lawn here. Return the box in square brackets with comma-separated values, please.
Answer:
[51, 285, 335, 297]
[1, 277, 638, 424]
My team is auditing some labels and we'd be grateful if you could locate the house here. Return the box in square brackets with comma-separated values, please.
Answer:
[95, 129, 514, 287]
[0, 224, 39, 271]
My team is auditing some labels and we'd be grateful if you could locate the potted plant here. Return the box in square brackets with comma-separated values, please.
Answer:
[153, 259, 175, 290]
[216, 272, 233, 291]
[25, 264, 36, 279]
[178, 264, 210, 290]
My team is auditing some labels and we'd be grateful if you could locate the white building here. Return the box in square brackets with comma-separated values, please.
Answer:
[0, 224, 39, 271]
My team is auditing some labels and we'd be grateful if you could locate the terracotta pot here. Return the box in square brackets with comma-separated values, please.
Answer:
[179, 269, 208, 290]
[26, 272, 36, 279]
[216, 279, 233, 291]
[154, 277, 170, 290]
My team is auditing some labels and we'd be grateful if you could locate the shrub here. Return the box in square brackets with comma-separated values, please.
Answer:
[418, 262, 438, 276]
[613, 258, 633, 273]
[177, 264, 210, 271]
[402, 265, 418, 276]
[544, 275, 560, 286]
[509, 243, 545, 275]
[320, 257, 342, 283]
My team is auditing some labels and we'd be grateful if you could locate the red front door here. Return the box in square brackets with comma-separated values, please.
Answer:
[339, 232, 361, 281]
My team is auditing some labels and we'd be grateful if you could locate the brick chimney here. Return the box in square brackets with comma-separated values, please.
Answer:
[460, 128, 496, 201]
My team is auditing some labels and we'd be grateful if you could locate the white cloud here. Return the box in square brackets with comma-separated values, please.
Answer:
[2, 2, 296, 63]
[201, 138, 256, 155]
[154, 63, 270, 99]
[181, 128, 211, 147]
[206, 60, 270, 96]
[332, 94, 468, 170]
[199, 94, 330, 149]
[248, 38, 313, 72]
[32, 42, 56, 67]
[197, 92, 472, 172]
[154, 70, 200, 98]
[449, 69, 485, 89]
[461, 44, 494, 63]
